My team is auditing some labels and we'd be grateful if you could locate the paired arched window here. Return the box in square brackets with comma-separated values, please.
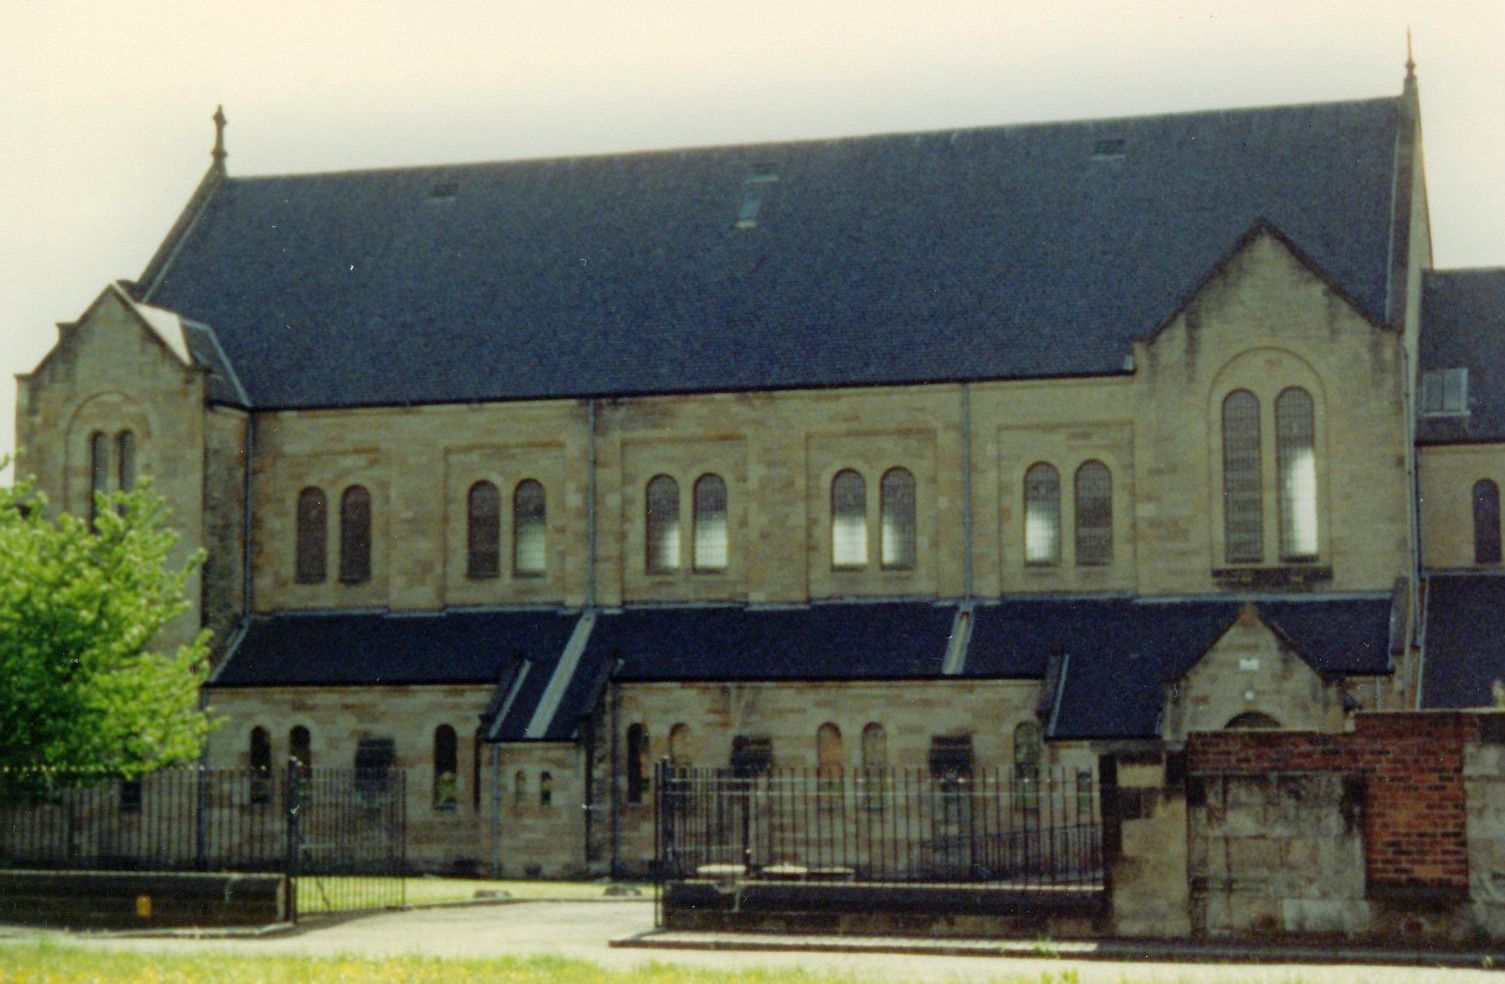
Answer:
[1074, 461, 1112, 566]
[339, 485, 372, 583]
[289, 725, 311, 771]
[1276, 388, 1318, 560]
[295, 487, 328, 583]
[433, 725, 457, 809]
[816, 723, 843, 777]
[626, 723, 649, 804]
[880, 468, 916, 570]
[831, 470, 867, 569]
[466, 481, 500, 579]
[692, 474, 728, 572]
[1024, 463, 1061, 565]
[645, 476, 680, 573]
[1476, 479, 1502, 564]
[1222, 390, 1264, 562]
[87, 430, 137, 529]
[513, 480, 547, 576]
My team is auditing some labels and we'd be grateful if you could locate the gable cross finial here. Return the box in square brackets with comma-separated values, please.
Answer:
[212, 105, 228, 167]
[1405, 28, 1416, 82]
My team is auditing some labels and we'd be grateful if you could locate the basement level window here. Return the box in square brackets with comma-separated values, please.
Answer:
[1422, 367, 1469, 415]
[1092, 138, 1126, 158]
[429, 180, 459, 200]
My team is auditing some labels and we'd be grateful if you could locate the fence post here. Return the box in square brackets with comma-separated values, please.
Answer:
[284, 761, 302, 922]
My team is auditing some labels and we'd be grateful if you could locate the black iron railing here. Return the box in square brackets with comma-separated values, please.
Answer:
[0, 766, 405, 918]
[655, 764, 1103, 888]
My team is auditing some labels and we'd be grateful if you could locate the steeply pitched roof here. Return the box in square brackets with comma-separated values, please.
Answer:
[207, 609, 580, 688]
[1418, 269, 1505, 443]
[144, 96, 1404, 409]
[1421, 574, 1505, 708]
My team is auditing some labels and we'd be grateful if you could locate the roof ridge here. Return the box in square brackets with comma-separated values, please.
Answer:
[222, 93, 1402, 185]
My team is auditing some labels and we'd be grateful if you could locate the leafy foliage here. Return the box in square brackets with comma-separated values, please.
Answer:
[0, 470, 214, 776]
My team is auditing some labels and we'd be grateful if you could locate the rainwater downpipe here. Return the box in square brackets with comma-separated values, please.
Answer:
[586, 399, 598, 610]
[961, 383, 974, 599]
[491, 746, 503, 875]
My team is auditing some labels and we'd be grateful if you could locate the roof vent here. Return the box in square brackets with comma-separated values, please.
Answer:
[430, 180, 459, 200]
[1092, 138, 1126, 159]
[734, 166, 780, 230]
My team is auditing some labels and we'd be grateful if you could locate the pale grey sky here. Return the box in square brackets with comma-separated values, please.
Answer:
[3, 1, 1503, 479]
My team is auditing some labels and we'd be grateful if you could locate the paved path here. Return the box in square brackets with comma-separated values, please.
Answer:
[1, 901, 1499, 982]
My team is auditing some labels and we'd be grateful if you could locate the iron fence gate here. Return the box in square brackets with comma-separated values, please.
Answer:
[655, 763, 1103, 888]
[0, 765, 406, 919]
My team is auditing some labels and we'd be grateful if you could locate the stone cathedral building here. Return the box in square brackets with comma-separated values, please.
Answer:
[15, 63, 1505, 875]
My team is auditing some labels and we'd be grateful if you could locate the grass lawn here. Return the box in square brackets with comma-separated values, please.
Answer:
[0, 943, 1085, 984]
[293, 876, 650, 913]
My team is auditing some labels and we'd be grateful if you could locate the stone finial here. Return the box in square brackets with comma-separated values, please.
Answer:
[1405, 29, 1416, 83]
[212, 105, 228, 168]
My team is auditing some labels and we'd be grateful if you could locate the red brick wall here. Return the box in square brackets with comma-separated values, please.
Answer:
[1187, 712, 1479, 894]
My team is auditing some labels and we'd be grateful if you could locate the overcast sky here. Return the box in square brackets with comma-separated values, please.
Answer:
[3, 1, 1502, 480]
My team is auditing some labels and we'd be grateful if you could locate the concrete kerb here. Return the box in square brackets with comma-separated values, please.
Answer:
[610, 930, 1505, 970]
[0, 894, 654, 942]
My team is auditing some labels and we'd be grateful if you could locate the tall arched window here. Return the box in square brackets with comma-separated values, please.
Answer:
[539, 771, 553, 807]
[1276, 387, 1318, 560]
[816, 723, 843, 777]
[295, 487, 327, 584]
[1024, 463, 1061, 566]
[1074, 461, 1112, 566]
[472, 728, 484, 812]
[1222, 390, 1263, 562]
[668, 723, 690, 768]
[513, 480, 547, 576]
[831, 469, 867, 569]
[249, 727, 272, 805]
[880, 467, 916, 570]
[1476, 479, 1502, 564]
[645, 476, 680, 573]
[626, 723, 649, 804]
[89, 431, 109, 531]
[692, 474, 728, 572]
[860, 723, 887, 772]
[513, 770, 527, 805]
[289, 725, 311, 770]
[466, 481, 500, 578]
[339, 485, 372, 583]
[115, 431, 136, 492]
[433, 725, 457, 809]
[1013, 720, 1042, 812]
[860, 723, 888, 809]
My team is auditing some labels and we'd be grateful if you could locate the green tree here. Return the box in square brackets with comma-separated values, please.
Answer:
[0, 469, 214, 776]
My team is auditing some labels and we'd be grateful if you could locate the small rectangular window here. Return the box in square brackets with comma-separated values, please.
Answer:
[1423, 368, 1468, 415]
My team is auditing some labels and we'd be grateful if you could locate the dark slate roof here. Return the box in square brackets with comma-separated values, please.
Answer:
[145, 97, 1403, 409]
[1418, 269, 1505, 443]
[180, 319, 248, 406]
[208, 609, 580, 687]
[1421, 574, 1505, 709]
[965, 596, 1396, 739]
[588, 602, 958, 680]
